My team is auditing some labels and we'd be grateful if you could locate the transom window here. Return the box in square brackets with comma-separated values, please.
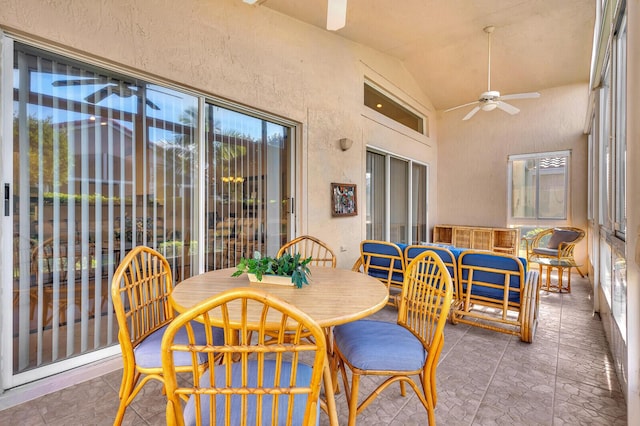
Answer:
[364, 83, 427, 135]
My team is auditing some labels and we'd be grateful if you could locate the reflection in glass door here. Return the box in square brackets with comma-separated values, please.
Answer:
[203, 105, 291, 271]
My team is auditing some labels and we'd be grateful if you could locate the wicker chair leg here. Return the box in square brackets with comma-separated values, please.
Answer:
[399, 380, 407, 397]
[347, 373, 361, 426]
[114, 369, 136, 425]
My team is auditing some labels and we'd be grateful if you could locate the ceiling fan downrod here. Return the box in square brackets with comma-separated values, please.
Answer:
[484, 26, 495, 92]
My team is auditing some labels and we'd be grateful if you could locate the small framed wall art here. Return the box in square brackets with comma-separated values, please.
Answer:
[331, 182, 357, 216]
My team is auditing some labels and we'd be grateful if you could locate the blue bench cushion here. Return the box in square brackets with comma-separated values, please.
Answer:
[334, 320, 426, 371]
[362, 242, 404, 283]
[404, 245, 461, 283]
[134, 321, 224, 368]
[182, 359, 318, 426]
[459, 252, 526, 303]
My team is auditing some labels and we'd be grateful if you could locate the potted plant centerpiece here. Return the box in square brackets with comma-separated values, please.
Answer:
[232, 251, 312, 288]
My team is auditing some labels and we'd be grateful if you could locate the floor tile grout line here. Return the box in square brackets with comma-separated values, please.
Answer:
[549, 291, 564, 426]
[466, 329, 513, 425]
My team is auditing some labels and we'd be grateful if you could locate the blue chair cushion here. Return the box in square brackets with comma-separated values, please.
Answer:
[547, 229, 580, 249]
[334, 320, 426, 371]
[459, 252, 526, 303]
[182, 359, 318, 426]
[134, 321, 224, 368]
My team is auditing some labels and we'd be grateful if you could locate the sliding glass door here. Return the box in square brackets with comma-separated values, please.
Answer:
[5, 40, 292, 387]
[366, 149, 428, 244]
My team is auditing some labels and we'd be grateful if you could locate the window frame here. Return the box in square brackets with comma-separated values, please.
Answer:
[507, 150, 571, 224]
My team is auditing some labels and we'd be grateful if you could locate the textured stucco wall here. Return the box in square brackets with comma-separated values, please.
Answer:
[436, 83, 589, 262]
[0, 0, 436, 268]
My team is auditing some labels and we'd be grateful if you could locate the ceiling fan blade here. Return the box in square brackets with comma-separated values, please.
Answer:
[443, 100, 480, 113]
[52, 78, 110, 87]
[326, 0, 347, 31]
[500, 92, 540, 101]
[146, 99, 161, 110]
[496, 101, 520, 115]
[462, 106, 481, 121]
[85, 87, 112, 104]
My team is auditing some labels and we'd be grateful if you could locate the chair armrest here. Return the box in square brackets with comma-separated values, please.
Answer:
[557, 242, 577, 259]
[521, 236, 535, 258]
[351, 257, 363, 272]
[520, 269, 540, 343]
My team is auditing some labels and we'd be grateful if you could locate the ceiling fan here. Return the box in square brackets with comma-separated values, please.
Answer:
[243, 0, 347, 31]
[444, 26, 540, 121]
[51, 78, 160, 110]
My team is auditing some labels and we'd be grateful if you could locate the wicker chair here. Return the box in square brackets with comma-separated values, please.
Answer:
[354, 240, 405, 307]
[404, 244, 459, 298]
[333, 250, 453, 425]
[523, 226, 585, 277]
[277, 235, 337, 268]
[453, 250, 540, 342]
[30, 237, 98, 327]
[404, 244, 460, 317]
[161, 287, 335, 426]
[111, 246, 223, 425]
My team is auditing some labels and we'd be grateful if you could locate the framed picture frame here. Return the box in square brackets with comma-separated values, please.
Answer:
[331, 183, 357, 216]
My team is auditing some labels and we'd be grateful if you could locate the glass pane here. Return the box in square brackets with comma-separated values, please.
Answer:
[203, 105, 289, 270]
[538, 156, 567, 219]
[510, 159, 537, 219]
[11, 43, 197, 374]
[390, 158, 408, 243]
[614, 17, 626, 237]
[411, 163, 427, 244]
[364, 83, 424, 134]
[366, 152, 385, 240]
[599, 237, 612, 305]
[612, 250, 626, 342]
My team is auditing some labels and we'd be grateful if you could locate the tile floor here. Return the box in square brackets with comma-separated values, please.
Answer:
[0, 272, 628, 425]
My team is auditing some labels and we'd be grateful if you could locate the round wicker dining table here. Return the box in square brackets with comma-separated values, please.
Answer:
[169, 266, 389, 328]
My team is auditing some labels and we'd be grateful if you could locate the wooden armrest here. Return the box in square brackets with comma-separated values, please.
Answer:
[351, 257, 363, 272]
[520, 269, 540, 343]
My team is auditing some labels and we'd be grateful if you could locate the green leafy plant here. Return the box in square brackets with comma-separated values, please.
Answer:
[232, 251, 312, 288]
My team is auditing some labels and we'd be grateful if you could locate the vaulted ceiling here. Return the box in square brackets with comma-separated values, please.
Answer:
[260, 0, 595, 112]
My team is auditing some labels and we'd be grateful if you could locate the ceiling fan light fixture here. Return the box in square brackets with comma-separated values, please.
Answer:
[482, 102, 498, 112]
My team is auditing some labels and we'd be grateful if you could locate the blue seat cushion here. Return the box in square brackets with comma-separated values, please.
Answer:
[334, 320, 426, 371]
[134, 321, 224, 368]
[532, 247, 559, 256]
[182, 359, 318, 426]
